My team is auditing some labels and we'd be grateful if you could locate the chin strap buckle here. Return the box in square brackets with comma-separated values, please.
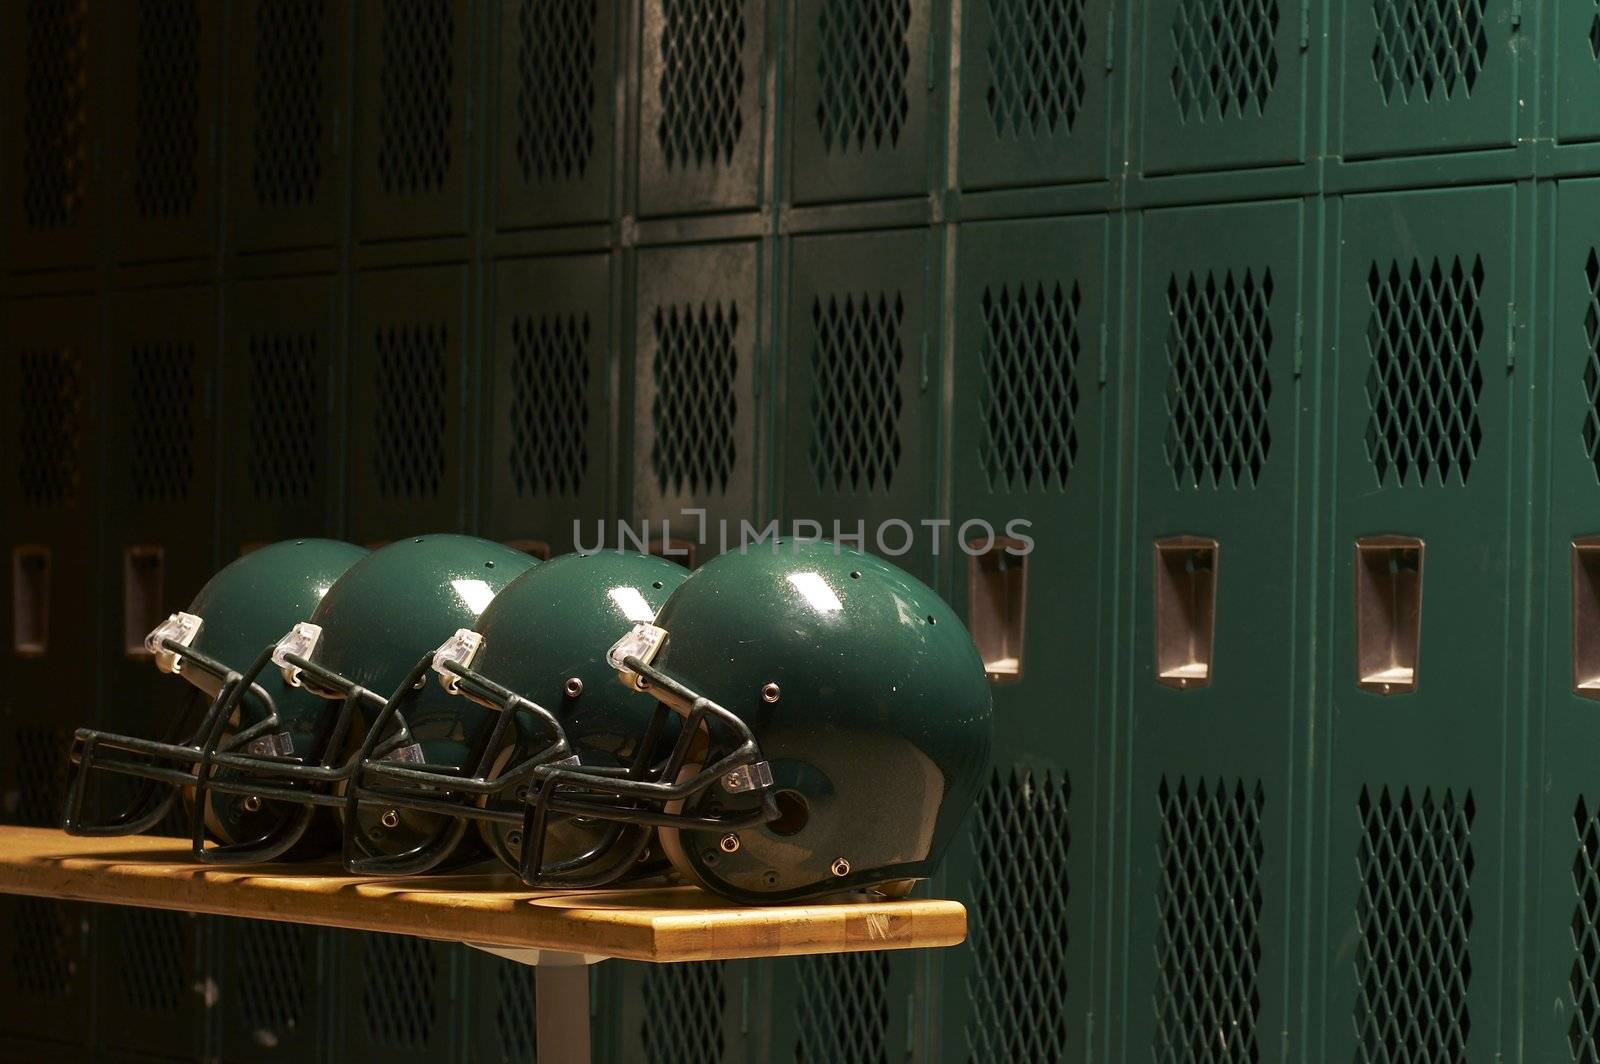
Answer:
[145, 612, 203, 675]
[607, 623, 669, 692]
[272, 622, 323, 688]
[721, 761, 773, 794]
[431, 628, 485, 695]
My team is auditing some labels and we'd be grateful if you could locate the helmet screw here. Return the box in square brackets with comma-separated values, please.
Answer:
[760, 682, 781, 704]
[506, 831, 523, 849]
[763, 870, 780, 887]
[241, 796, 262, 814]
[380, 809, 400, 829]
[564, 677, 584, 698]
[718, 833, 741, 854]
[830, 857, 851, 878]
[514, 786, 529, 802]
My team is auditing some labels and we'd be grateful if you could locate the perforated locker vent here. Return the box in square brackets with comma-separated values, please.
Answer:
[985, 0, 1087, 139]
[1582, 252, 1600, 484]
[515, 0, 596, 185]
[1371, 0, 1487, 104]
[129, 342, 197, 504]
[508, 313, 591, 498]
[796, 951, 891, 1064]
[1170, 0, 1280, 121]
[17, 348, 84, 507]
[237, 920, 309, 1044]
[494, 959, 536, 1060]
[659, 0, 746, 169]
[980, 281, 1080, 492]
[371, 324, 447, 501]
[10, 727, 69, 829]
[1163, 269, 1273, 489]
[11, 899, 74, 1000]
[117, 908, 187, 1014]
[1152, 777, 1265, 1064]
[809, 292, 904, 494]
[641, 960, 725, 1061]
[1570, 797, 1600, 1062]
[377, 0, 454, 197]
[133, 0, 201, 222]
[252, 0, 324, 209]
[965, 768, 1071, 1062]
[816, 0, 912, 154]
[651, 302, 737, 497]
[23, 0, 90, 231]
[248, 331, 321, 502]
[1354, 785, 1475, 1064]
[362, 933, 437, 1049]
[1364, 257, 1485, 488]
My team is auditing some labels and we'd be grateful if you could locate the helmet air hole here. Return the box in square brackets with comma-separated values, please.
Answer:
[485, 560, 495, 569]
[850, 571, 861, 579]
[652, 580, 664, 589]
[926, 615, 936, 625]
[768, 790, 810, 837]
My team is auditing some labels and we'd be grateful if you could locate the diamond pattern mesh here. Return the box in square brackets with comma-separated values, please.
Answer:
[1583, 251, 1600, 484]
[1354, 785, 1475, 1064]
[641, 960, 725, 1061]
[659, 0, 746, 169]
[1371, 0, 1487, 104]
[514, 0, 595, 185]
[252, 0, 324, 209]
[510, 312, 591, 498]
[133, 0, 201, 222]
[17, 348, 84, 507]
[494, 958, 536, 1061]
[816, 0, 912, 154]
[1163, 268, 1274, 489]
[985, 0, 1088, 139]
[11, 726, 69, 829]
[651, 302, 738, 497]
[377, 0, 454, 196]
[362, 933, 437, 1049]
[1170, 0, 1280, 121]
[1152, 777, 1265, 1064]
[236, 920, 309, 1046]
[1571, 797, 1600, 1062]
[117, 908, 187, 1014]
[248, 331, 321, 502]
[129, 342, 197, 504]
[796, 951, 891, 1064]
[10, 899, 75, 1000]
[1363, 256, 1485, 487]
[372, 324, 447, 501]
[23, 0, 90, 231]
[809, 292, 904, 494]
[965, 767, 1071, 1062]
[980, 281, 1080, 492]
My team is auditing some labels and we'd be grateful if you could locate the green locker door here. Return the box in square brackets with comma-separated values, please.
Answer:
[769, 951, 919, 1062]
[934, 215, 1113, 1061]
[0, 0, 103, 272]
[354, 0, 472, 241]
[1529, 177, 1600, 1064]
[334, 930, 467, 1063]
[1553, 0, 1600, 145]
[1311, 185, 1526, 1062]
[218, 275, 343, 553]
[466, 951, 538, 1063]
[787, 0, 936, 205]
[637, 0, 766, 217]
[1336, 0, 1520, 159]
[0, 294, 101, 1049]
[493, 0, 616, 230]
[484, 254, 615, 556]
[956, 0, 1115, 190]
[216, 919, 329, 1064]
[95, 284, 219, 1061]
[106, 0, 221, 264]
[348, 265, 470, 543]
[228, 0, 349, 253]
[631, 241, 763, 556]
[613, 959, 757, 1063]
[1115, 200, 1308, 1063]
[1135, 0, 1311, 174]
[780, 229, 939, 581]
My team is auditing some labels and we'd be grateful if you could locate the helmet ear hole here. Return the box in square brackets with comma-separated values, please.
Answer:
[767, 789, 809, 837]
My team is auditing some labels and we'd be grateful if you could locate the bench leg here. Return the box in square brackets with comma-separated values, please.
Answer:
[536, 961, 593, 1064]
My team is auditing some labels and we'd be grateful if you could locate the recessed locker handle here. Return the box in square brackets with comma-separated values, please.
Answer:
[1354, 535, 1424, 695]
[1572, 538, 1600, 699]
[968, 537, 1029, 684]
[123, 545, 166, 657]
[1154, 536, 1218, 690]
[12, 546, 51, 657]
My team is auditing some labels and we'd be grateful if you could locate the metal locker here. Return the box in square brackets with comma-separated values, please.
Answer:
[612, 958, 754, 1063]
[1552, 1, 1600, 145]
[332, 929, 467, 1064]
[465, 950, 538, 1063]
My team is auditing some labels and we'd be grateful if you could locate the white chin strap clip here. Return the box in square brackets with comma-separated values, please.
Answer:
[272, 622, 324, 688]
[145, 612, 203, 675]
[607, 623, 669, 693]
[431, 628, 485, 695]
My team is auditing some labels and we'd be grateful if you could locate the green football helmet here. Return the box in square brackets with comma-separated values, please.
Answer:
[63, 538, 369, 855]
[523, 540, 995, 902]
[417, 550, 689, 884]
[188, 534, 537, 867]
